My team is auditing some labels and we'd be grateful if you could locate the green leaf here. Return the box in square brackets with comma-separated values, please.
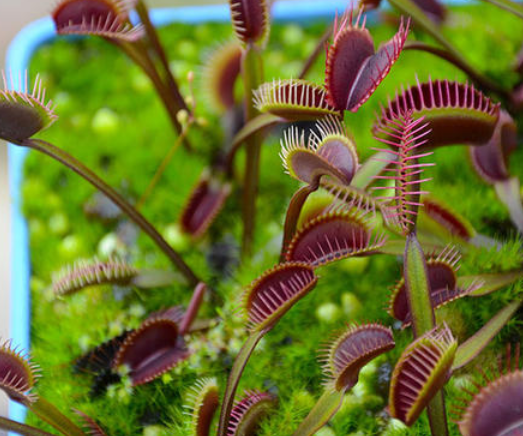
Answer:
[404, 233, 436, 337]
[452, 299, 522, 371]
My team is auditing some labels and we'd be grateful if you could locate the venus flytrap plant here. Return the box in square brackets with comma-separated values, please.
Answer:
[389, 324, 457, 427]
[231, 6, 410, 176]
[293, 323, 395, 435]
[52, 0, 144, 41]
[324, 9, 410, 112]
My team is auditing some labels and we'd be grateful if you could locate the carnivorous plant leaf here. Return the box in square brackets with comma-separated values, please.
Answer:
[185, 378, 220, 436]
[180, 169, 232, 239]
[52, 0, 144, 41]
[253, 79, 340, 121]
[227, 390, 276, 435]
[452, 299, 522, 371]
[0, 339, 40, 404]
[203, 41, 243, 111]
[280, 116, 358, 185]
[73, 410, 108, 436]
[320, 323, 395, 391]
[113, 312, 189, 386]
[376, 79, 500, 149]
[389, 324, 457, 426]
[325, 9, 410, 112]
[242, 262, 318, 332]
[228, 0, 270, 46]
[0, 71, 57, 143]
[285, 208, 387, 266]
[454, 343, 523, 436]
[389, 246, 480, 326]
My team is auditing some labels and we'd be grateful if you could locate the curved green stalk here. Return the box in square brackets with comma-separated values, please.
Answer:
[404, 233, 448, 436]
[28, 397, 84, 436]
[0, 417, 56, 436]
[241, 44, 265, 257]
[280, 181, 320, 261]
[292, 387, 345, 436]
[23, 138, 200, 287]
[110, 39, 187, 143]
[217, 329, 266, 436]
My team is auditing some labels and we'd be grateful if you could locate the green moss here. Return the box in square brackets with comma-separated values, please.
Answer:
[20, 5, 523, 435]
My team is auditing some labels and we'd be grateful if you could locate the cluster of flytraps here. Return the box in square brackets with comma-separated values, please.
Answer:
[0, 0, 523, 434]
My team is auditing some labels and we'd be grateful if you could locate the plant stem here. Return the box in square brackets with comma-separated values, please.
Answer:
[404, 233, 448, 436]
[217, 329, 265, 436]
[404, 42, 509, 99]
[114, 40, 187, 141]
[137, 118, 192, 209]
[292, 387, 345, 436]
[240, 44, 264, 257]
[0, 417, 56, 436]
[28, 397, 85, 436]
[23, 138, 200, 287]
[299, 25, 332, 80]
[135, 0, 188, 112]
[280, 181, 320, 261]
